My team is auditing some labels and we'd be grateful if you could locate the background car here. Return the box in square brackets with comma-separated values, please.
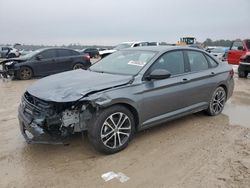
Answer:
[227, 39, 250, 65]
[18, 46, 234, 154]
[0, 46, 20, 58]
[209, 47, 228, 61]
[81, 48, 100, 58]
[238, 52, 250, 78]
[99, 41, 158, 58]
[1, 48, 91, 80]
[205, 46, 217, 53]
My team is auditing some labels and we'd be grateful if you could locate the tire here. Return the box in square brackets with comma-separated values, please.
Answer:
[88, 105, 135, 154]
[206, 87, 226, 116]
[238, 69, 248, 78]
[73, 63, 85, 70]
[17, 66, 33, 80]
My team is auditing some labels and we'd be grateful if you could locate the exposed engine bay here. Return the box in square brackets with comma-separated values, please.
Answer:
[18, 92, 96, 144]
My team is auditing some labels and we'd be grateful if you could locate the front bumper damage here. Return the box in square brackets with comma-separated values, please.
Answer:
[18, 106, 63, 144]
[0, 62, 17, 79]
[18, 96, 65, 144]
[18, 92, 95, 144]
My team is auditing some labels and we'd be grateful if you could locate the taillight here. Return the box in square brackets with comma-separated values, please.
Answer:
[229, 69, 234, 77]
[83, 54, 90, 61]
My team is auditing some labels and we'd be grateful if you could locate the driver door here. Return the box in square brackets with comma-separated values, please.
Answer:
[140, 50, 191, 127]
[33, 49, 57, 76]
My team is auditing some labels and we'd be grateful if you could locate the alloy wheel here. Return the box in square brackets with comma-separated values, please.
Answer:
[211, 88, 226, 114]
[101, 112, 131, 149]
[20, 68, 32, 79]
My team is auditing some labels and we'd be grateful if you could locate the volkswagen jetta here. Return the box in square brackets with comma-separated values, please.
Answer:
[18, 46, 234, 154]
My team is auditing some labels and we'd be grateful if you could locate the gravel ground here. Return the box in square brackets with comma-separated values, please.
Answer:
[0, 73, 250, 188]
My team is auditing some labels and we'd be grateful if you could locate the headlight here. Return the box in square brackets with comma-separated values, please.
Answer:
[5, 61, 14, 66]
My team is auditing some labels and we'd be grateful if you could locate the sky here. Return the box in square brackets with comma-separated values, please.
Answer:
[0, 0, 249, 45]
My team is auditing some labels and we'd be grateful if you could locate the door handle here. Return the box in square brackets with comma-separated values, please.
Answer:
[211, 72, 216, 76]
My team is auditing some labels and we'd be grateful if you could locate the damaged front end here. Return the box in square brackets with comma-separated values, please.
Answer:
[0, 60, 19, 79]
[18, 92, 95, 144]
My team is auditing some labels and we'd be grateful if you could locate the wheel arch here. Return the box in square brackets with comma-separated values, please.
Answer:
[218, 84, 228, 99]
[99, 101, 140, 132]
[73, 62, 89, 70]
[17, 65, 34, 77]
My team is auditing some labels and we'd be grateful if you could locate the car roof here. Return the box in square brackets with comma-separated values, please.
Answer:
[38, 47, 77, 51]
[121, 45, 205, 53]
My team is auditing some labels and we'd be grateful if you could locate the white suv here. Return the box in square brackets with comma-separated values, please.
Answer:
[99, 41, 156, 58]
[0, 46, 20, 58]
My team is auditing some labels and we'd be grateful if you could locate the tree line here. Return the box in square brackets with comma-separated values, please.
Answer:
[203, 38, 237, 47]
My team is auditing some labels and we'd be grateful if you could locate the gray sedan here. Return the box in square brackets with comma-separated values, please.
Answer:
[18, 46, 234, 154]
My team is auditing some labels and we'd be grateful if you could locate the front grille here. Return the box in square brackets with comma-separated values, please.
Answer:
[22, 92, 54, 117]
[24, 92, 52, 111]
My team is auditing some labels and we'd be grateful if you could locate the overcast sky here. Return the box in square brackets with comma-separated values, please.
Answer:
[0, 0, 249, 45]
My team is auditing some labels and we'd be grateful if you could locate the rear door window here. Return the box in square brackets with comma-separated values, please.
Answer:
[57, 49, 73, 57]
[186, 51, 209, 72]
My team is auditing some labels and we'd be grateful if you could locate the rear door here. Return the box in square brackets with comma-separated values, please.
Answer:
[56, 49, 79, 72]
[228, 41, 245, 64]
[183, 50, 218, 106]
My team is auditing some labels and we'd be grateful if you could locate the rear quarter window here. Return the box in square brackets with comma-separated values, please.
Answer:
[205, 54, 218, 67]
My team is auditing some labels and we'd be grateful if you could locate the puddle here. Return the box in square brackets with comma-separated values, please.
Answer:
[223, 100, 250, 128]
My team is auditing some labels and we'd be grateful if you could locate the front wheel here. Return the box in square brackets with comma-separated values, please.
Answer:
[17, 66, 33, 80]
[206, 87, 226, 116]
[88, 105, 135, 154]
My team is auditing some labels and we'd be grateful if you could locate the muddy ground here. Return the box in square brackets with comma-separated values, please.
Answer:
[0, 75, 250, 188]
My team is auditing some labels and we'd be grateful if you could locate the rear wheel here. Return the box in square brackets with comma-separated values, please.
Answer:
[17, 66, 33, 80]
[88, 105, 135, 154]
[73, 63, 85, 70]
[206, 87, 226, 116]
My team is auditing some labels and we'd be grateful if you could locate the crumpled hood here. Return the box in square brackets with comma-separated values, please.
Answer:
[27, 69, 132, 102]
[0, 57, 27, 64]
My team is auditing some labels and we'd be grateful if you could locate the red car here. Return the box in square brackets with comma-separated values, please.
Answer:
[228, 39, 250, 65]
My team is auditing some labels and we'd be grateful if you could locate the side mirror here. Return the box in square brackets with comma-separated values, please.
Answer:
[146, 69, 171, 80]
[36, 55, 43, 60]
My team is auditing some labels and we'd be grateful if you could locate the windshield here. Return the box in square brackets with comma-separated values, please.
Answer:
[21, 49, 42, 59]
[90, 50, 157, 75]
[114, 43, 133, 50]
[211, 48, 224, 53]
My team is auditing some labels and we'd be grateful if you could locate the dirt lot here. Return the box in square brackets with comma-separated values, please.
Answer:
[0, 75, 250, 188]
